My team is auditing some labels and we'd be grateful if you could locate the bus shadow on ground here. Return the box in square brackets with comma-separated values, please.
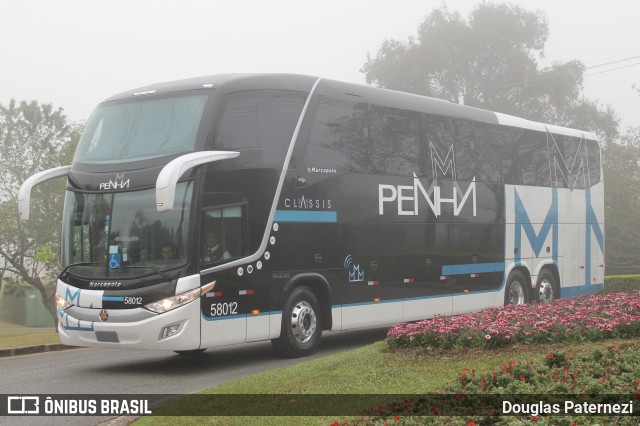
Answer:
[85, 327, 390, 377]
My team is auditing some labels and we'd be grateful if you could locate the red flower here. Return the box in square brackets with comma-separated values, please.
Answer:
[461, 373, 467, 379]
[519, 375, 525, 381]
[547, 353, 554, 359]
[394, 416, 400, 422]
[468, 422, 476, 426]
[531, 415, 538, 421]
[330, 423, 339, 426]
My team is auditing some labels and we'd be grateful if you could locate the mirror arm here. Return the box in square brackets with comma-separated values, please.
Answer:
[156, 151, 240, 212]
[18, 165, 71, 220]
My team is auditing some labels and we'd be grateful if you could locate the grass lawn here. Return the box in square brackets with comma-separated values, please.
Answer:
[133, 337, 640, 426]
[0, 321, 59, 349]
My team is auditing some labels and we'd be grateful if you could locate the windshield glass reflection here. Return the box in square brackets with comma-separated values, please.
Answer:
[62, 182, 193, 278]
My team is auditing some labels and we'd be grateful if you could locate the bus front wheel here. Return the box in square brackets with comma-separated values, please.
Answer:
[504, 270, 528, 306]
[272, 286, 322, 358]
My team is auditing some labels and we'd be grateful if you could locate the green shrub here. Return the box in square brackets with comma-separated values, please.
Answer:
[602, 275, 640, 294]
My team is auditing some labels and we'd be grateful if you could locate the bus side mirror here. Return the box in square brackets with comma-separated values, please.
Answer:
[18, 165, 71, 220]
[155, 151, 240, 212]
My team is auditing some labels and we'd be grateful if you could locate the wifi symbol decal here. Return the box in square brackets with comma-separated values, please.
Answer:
[344, 254, 353, 269]
[344, 254, 365, 283]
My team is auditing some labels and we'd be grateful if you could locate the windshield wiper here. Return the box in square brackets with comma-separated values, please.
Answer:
[121, 264, 170, 279]
[59, 262, 102, 279]
[60, 262, 170, 280]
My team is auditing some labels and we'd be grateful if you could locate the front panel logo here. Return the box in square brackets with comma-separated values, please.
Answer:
[99, 173, 130, 191]
[99, 310, 109, 322]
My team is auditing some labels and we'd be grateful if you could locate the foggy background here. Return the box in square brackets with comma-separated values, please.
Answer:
[1, 0, 638, 126]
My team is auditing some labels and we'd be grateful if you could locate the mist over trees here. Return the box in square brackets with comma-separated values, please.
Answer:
[362, 3, 639, 275]
[0, 99, 81, 322]
[361, 3, 618, 143]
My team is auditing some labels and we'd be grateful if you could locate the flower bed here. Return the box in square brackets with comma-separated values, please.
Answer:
[363, 344, 640, 425]
[386, 292, 640, 351]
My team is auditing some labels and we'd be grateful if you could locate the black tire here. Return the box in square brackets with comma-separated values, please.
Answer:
[271, 286, 322, 358]
[504, 269, 529, 306]
[174, 348, 206, 355]
[536, 268, 558, 304]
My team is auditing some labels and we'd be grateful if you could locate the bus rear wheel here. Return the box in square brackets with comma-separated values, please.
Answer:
[272, 286, 322, 358]
[504, 270, 528, 306]
[537, 269, 558, 304]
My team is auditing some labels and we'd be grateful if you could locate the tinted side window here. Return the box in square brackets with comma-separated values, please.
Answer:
[213, 90, 306, 164]
[587, 139, 601, 185]
[518, 130, 550, 187]
[476, 124, 515, 184]
[370, 106, 420, 176]
[304, 97, 370, 173]
[453, 119, 479, 182]
[423, 114, 456, 179]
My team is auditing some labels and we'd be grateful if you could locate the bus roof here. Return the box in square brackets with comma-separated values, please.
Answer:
[103, 73, 598, 141]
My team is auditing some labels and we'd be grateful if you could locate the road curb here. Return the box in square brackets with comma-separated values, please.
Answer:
[0, 343, 78, 358]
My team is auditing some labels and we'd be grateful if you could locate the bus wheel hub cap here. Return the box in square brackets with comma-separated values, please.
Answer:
[291, 301, 316, 344]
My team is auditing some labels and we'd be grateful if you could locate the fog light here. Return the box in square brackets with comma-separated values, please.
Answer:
[160, 324, 182, 340]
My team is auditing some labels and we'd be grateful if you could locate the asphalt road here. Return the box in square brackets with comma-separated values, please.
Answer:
[0, 327, 389, 426]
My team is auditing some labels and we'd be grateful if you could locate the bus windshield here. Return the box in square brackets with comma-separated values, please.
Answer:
[73, 95, 208, 164]
[62, 182, 193, 279]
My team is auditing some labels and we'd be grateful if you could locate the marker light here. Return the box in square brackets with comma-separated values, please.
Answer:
[145, 282, 214, 314]
[55, 291, 73, 310]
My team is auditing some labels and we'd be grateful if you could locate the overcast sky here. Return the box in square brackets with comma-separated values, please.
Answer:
[1, 0, 638, 129]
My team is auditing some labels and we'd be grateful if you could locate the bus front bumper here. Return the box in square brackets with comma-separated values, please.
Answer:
[57, 299, 201, 351]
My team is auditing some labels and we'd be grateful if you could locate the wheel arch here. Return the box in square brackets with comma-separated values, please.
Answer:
[504, 262, 533, 297]
[536, 262, 561, 298]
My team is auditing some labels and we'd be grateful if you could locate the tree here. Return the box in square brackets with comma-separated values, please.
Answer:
[361, 3, 618, 143]
[602, 126, 640, 275]
[0, 99, 81, 325]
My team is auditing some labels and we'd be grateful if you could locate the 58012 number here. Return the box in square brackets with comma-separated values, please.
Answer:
[123, 297, 143, 305]
[210, 302, 238, 317]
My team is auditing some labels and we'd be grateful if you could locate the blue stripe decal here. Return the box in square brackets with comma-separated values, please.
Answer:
[562, 283, 604, 298]
[442, 262, 505, 275]
[274, 210, 337, 223]
[102, 296, 124, 302]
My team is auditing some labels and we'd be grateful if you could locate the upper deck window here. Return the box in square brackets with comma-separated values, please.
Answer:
[212, 90, 306, 165]
[74, 95, 208, 164]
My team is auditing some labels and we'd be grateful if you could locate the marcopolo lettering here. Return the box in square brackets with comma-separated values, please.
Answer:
[378, 173, 477, 217]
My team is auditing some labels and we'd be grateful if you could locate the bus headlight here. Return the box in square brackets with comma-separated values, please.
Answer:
[55, 291, 73, 310]
[144, 282, 214, 314]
